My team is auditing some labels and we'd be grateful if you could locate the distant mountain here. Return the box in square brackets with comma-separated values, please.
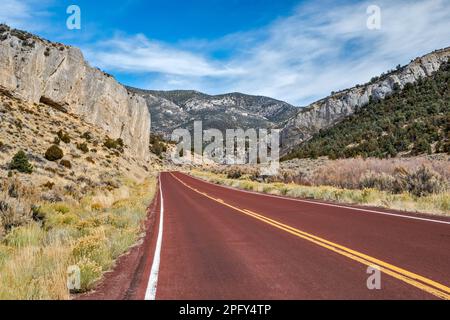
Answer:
[127, 88, 298, 138]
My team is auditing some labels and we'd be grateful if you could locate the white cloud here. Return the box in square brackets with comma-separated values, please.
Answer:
[223, 0, 450, 104]
[0, 0, 32, 27]
[84, 34, 244, 77]
[112, 0, 449, 105]
[0, 0, 52, 31]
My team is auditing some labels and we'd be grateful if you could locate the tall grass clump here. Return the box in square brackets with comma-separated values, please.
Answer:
[0, 178, 39, 234]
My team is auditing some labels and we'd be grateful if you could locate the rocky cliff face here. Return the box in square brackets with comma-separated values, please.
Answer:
[0, 25, 150, 161]
[128, 88, 297, 137]
[281, 47, 450, 152]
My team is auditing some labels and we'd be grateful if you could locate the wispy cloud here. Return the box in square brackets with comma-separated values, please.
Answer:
[84, 34, 244, 77]
[222, 0, 450, 104]
[0, 0, 33, 27]
[88, 0, 450, 105]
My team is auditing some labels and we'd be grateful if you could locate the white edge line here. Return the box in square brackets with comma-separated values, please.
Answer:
[145, 174, 164, 300]
[182, 172, 450, 226]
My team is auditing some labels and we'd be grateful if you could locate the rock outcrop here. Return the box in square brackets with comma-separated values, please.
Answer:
[0, 25, 150, 161]
[281, 47, 450, 153]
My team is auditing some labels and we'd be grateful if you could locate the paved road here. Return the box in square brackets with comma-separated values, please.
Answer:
[143, 172, 450, 300]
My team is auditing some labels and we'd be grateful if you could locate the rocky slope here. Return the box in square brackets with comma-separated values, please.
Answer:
[128, 88, 297, 137]
[0, 88, 150, 190]
[280, 47, 450, 153]
[0, 25, 150, 161]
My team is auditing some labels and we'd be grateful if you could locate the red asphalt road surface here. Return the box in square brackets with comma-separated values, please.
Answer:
[144, 172, 450, 300]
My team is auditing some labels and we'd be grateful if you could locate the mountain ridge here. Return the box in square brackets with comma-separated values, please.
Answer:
[127, 87, 298, 137]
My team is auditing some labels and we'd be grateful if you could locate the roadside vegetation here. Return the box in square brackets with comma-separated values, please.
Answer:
[283, 61, 450, 160]
[0, 175, 156, 299]
[192, 156, 449, 216]
[149, 134, 168, 158]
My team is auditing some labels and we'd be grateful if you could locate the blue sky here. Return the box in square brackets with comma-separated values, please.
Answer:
[1, 0, 450, 105]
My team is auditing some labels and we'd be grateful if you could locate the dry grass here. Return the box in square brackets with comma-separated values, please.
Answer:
[190, 169, 450, 216]
[0, 178, 40, 237]
[0, 83, 160, 299]
[312, 157, 450, 189]
[0, 176, 157, 299]
[205, 156, 449, 196]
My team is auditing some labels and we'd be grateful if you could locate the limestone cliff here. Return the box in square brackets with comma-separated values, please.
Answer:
[0, 25, 150, 161]
[281, 47, 450, 152]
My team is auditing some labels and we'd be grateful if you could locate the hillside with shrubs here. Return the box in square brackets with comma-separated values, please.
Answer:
[0, 88, 157, 298]
[283, 60, 450, 160]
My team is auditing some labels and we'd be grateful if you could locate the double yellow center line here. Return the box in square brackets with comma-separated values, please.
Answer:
[169, 173, 450, 300]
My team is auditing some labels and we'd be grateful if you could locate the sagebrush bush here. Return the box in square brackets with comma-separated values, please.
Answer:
[72, 234, 106, 261]
[45, 145, 63, 161]
[76, 143, 89, 153]
[81, 132, 93, 141]
[57, 130, 70, 144]
[104, 138, 124, 152]
[59, 159, 72, 169]
[41, 181, 55, 190]
[406, 165, 447, 197]
[358, 165, 447, 196]
[76, 257, 103, 291]
[149, 134, 167, 156]
[227, 168, 243, 179]
[86, 156, 95, 164]
[360, 171, 403, 193]
[0, 178, 37, 234]
[9, 150, 33, 174]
